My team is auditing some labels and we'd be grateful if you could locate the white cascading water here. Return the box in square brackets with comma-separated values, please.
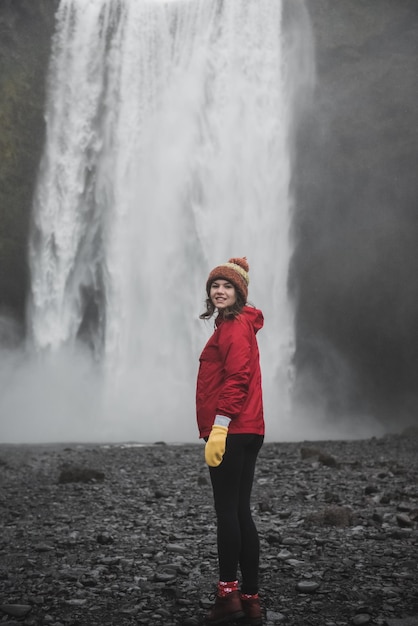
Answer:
[25, 0, 313, 443]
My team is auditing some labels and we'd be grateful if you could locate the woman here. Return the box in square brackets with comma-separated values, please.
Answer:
[196, 257, 264, 625]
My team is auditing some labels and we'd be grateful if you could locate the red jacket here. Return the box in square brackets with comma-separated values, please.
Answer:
[196, 305, 265, 438]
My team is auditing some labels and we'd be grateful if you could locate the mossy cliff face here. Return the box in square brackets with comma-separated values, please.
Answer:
[0, 0, 55, 324]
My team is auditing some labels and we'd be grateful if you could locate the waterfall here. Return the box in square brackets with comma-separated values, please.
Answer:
[26, 0, 313, 443]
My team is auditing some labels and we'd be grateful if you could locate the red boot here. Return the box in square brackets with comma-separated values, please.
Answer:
[240, 594, 263, 625]
[205, 590, 245, 624]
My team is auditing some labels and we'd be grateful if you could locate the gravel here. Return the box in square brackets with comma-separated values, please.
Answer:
[1, 432, 417, 625]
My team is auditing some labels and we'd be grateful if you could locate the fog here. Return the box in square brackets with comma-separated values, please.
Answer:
[0, 338, 388, 445]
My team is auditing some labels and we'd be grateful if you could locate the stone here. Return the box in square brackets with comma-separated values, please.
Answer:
[396, 513, 413, 528]
[0, 605, 32, 617]
[58, 466, 105, 483]
[96, 532, 114, 545]
[296, 580, 320, 594]
[352, 615, 372, 625]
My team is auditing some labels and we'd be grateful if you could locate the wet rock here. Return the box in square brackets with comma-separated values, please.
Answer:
[155, 489, 170, 498]
[166, 543, 188, 554]
[96, 532, 114, 545]
[300, 446, 339, 467]
[300, 446, 323, 459]
[324, 490, 341, 503]
[259, 497, 274, 513]
[277, 549, 293, 560]
[318, 452, 339, 468]
[352, 615, 372, 625]
[154, 571, 177, 582]
[266, 533, 282, 545]
[323, 506, 353, 526]
[58, 466, 105, 483]
[0, 604, 32, 617]
[266, 609, 286, 623]
[397, 502, 413, 512]
[365, 484, 379, 495]
[396, 513, 413, 528]
[296, 580, 320, 593]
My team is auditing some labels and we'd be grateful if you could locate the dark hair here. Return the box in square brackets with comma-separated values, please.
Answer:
[199, 292, 246, 320]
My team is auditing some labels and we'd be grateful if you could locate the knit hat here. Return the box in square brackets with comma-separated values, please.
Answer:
[206, 257, 250, 302]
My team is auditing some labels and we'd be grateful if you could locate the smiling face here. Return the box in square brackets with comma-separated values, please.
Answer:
[209, 279, 237, 310]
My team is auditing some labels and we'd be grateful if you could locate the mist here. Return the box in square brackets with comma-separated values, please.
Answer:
[0, 320, 387, 445]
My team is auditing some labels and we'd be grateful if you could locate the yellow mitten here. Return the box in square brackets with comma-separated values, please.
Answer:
[205, 424, 228, 467]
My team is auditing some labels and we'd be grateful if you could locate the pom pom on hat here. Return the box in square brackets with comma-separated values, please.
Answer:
[206, 257, 250, 302]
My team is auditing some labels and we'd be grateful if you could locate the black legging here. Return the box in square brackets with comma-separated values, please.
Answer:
[208, 433, 264, 595]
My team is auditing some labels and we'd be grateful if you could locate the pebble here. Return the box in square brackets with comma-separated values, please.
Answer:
[286, 559, 305, 567]
[166, 542, 188, 554]
[64, 599, 87, 606]
[277, 549, 293, 560]
[296, 580, 320, 594]
[154, 571, 177, 582]
[96, 532, 114, 544]
[352, 615, 372, 625]
[266, 610, 286, 623]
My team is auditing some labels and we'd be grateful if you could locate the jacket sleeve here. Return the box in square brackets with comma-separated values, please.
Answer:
[216, 318, 252, 420]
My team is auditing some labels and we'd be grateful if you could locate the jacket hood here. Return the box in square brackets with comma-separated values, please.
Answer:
[215, 305, 264, 334]
[241, 305, 264, 334]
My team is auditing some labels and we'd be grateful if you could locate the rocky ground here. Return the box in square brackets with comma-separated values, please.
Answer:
[0, 432, 417, 626]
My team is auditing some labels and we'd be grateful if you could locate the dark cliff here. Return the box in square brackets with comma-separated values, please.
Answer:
[0, 0, 55, 323]
[291, 0, 418, 425]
